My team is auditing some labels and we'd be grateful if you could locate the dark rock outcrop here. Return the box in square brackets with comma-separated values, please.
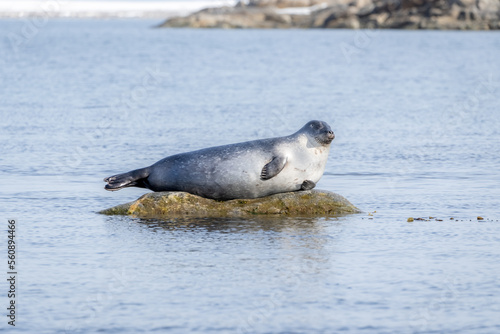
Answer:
[159, 0, 500, 29]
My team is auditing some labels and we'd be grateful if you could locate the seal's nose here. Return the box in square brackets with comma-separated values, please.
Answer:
[327, 130, 335, 140]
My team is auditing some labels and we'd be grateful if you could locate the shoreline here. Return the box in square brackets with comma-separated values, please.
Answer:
[160, 0, 500, 30]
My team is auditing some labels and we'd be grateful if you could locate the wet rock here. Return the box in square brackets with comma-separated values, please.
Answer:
[99, 190, 361, 218]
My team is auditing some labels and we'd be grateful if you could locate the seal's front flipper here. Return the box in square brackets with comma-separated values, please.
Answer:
[260, 156, 287, 180]
[104, 167, 150, 191]
[301, 180, 316, 190]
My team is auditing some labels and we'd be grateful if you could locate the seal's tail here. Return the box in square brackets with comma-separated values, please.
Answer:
[104, 167, 150, 191]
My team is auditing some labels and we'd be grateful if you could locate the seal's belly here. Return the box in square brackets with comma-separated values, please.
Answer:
[166, 150, 326, 200]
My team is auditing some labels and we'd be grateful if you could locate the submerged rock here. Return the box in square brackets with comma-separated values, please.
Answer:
[99, 190, 361, 218]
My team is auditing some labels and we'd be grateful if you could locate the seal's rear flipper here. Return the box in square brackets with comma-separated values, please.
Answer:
[300, 180, 316, 190]
[104, 167, 150, 191]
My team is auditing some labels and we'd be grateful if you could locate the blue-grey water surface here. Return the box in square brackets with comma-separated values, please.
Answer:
[1, 19, 500, 333]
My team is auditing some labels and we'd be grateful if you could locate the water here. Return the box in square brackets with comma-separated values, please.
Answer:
[1, 19, 500, 333]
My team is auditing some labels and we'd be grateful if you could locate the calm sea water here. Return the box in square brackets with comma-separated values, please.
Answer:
[1, 19, 500, 333]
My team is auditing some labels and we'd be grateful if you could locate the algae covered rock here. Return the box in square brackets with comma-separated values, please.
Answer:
[99, 190, 360, 218]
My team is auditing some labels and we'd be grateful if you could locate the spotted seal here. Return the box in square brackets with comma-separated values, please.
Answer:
[104, 120, 334, 200]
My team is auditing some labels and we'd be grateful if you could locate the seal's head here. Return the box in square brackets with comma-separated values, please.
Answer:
[301, 120, 335, 146]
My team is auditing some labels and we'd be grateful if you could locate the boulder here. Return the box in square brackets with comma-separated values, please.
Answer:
[99, 190, 361, 218]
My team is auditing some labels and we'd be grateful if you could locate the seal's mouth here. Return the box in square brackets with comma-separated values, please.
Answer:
[316, 130, 335, 145]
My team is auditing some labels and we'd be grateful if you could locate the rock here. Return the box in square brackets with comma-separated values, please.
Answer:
[160, 6, 298, 28]
[99, 190, 361, 218]
[158, 0, 500, 29]
[249, 0, 334, 8]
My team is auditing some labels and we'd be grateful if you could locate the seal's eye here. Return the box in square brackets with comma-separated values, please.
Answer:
[310, 122, 321, 130]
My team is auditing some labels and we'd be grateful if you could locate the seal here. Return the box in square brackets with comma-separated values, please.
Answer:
[104, 120, 335, 200]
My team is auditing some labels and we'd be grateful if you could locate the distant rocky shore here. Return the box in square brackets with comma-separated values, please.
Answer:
[159, 0, 500, 30]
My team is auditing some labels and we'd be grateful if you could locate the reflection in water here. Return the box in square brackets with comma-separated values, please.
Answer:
[140, 216, 345, 265]
[136, 216, 336, 234]
[104, 215, 345, 275]
[103, 215, 345, 331]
